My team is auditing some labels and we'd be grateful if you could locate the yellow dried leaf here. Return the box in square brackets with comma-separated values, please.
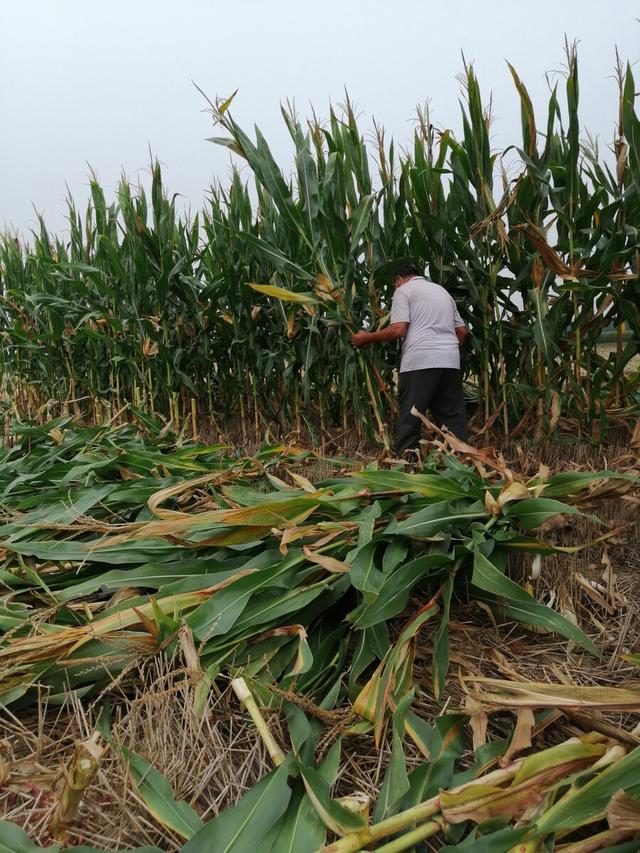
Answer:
[497, 481, 530, 508]
[315, 273, 340, 301]
[118, 466, 144, 481]
[141, 338, 159, 358]
[549, 389, 561, 430]
[530, 554, 542, 580]
[466, 678, 640, 712]
[336, 793, 370, 821]
[465, 697, 488, 750]
[353, 660, 384, 723]
[286, 469, 316, 493]
[500, 707, 535, 766]
[607, 789, 640, 831]
[286, 314, 300, 339]
[303, 546, 351, 574]
[248, 282, 318, 304]
[144, 314, 162, 332]
[484, 490, 501, 515]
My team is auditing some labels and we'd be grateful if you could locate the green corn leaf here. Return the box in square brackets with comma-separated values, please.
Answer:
[231, 231, 314, 279]
[393, 501, 487, 538]
[348, 194, 374, 255]
[59, 839, 165, 853]
[352, 471, 472, 500]
[356, 500, 382, 548]
[439, 825, 529, 853]
[540, 470, 637, 499]
[529, 288, 557, 365]
[472, 549, 597, 655]
[182, 756, 294, 853]
[505, 498, 579, 530]
[355, 552, 452, 628]
[296, 753, 367, 836]
[0, 819, 60, 853]
[53, 559, 237, 603]
[263, 741, 341, 853]
[531, 745, 640, 837]
[296, 142, 320, 242]
[123, 748, 204, 839]
[622, 64, 640, 188]
[507, 62, 537, 159]
[349, 539, 384, 599]
[187, 551, 304, 640]
[432, 569, 455, 700]
[2, 537, 182, 565]
[373, 691, 412, 822]
[402, 714, 466, 804]
[382, 539, 408, 574]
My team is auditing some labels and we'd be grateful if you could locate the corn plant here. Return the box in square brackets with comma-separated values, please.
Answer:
[1, 46, 639, 442]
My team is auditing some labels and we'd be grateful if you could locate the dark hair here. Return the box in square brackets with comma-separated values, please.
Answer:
[393, 264, 421, 280]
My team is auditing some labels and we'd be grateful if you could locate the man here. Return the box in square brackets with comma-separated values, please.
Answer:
[351, 265, 469, 456]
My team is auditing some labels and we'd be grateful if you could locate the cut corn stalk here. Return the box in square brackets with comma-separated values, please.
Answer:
[50, 732, 107, 839]
[231, 677, 285, 766]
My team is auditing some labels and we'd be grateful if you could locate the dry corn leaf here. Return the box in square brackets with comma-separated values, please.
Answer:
[607, 789, 640, 831]
[302, 546, 351, 574]
[466, 679, 640, 712]
[500, 707, 535, 766]
[574, 572, 617, 615]
[141, 337, 159, 358]
[411, 407, 521, 481]
[47, 427, 65, 444]
[286, 314, 300, 339]
[285, 469, 317, 493]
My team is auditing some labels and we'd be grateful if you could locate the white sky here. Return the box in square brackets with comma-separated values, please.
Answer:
[1, 0, 639, 236]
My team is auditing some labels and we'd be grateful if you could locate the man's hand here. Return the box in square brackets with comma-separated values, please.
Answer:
[351, 323, 408, 348]
[351, 331, 370, 348]
[455, 325, 469, 347]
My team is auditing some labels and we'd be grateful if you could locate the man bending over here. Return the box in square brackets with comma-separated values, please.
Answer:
[351, 265, 469, 456]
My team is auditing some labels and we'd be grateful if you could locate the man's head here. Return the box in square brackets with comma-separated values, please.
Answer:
[393, 264, 421, 289]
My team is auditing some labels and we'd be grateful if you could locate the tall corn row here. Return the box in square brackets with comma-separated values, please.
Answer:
[1, 51, 639, 441]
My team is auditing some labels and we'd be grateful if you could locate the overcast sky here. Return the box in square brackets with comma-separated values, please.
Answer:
[1, 1, 639, 236]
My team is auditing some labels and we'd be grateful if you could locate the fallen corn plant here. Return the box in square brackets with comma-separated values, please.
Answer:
[0, 420, 633, 712]
[93, 701, 640, 852]
[1, 421, 638, 850]
[318, 732, 640, 852]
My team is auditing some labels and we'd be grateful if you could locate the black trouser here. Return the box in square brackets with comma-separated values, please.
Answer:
[396, 368, 468, 455]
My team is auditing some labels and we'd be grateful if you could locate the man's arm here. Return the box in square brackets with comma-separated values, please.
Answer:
[351, 322, 408, 348]
[455, 325, 469, 346]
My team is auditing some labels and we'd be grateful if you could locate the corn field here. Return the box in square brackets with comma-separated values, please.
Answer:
[1, 46, 639, 445]
[3, 40, 640, 853]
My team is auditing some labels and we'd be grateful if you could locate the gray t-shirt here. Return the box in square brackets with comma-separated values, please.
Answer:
[390, 277, 465, 372]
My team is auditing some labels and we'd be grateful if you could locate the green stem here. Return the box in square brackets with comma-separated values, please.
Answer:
[373, 818, 445, 853]
[321, 762, 519, 853]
